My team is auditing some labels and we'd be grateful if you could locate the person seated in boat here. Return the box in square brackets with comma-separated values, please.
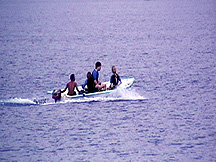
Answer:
[92, 61, 106, 91]
[82, 72, 97, 93]
[61, 74, 81, 95]
[110, 66, 122, 89]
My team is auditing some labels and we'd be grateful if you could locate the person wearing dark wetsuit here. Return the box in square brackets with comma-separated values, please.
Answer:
[110, 66, 121, 89]
[82, 72, 96, 93]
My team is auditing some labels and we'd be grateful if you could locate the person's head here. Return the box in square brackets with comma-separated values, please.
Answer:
[112, 66, 117, 73]
[70, 74, 75, 81]
[87, 72, 92, 78]
[95, 62, 102, 71]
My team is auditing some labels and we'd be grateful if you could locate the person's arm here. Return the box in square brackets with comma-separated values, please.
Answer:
[118, 74, 122, 84]
[110, 75, 114, 88]
[61, 83, 68, 93]
[98, 80, 102, 85]
[110, 83, 113, 89]
[92, 71, 98, 85]
[76, 87, 80, 93]
[94, 80, 98, 85]
[75, 82, 80, 93]
[82, 79, 88, 89]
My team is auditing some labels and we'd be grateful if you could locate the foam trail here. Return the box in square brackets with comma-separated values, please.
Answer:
[0, 98, 37, 106]
[0, 97, 51, 106]
[111, 88, 146, 100]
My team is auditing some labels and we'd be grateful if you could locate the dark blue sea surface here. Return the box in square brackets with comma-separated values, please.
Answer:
[0, 0, 216, 161]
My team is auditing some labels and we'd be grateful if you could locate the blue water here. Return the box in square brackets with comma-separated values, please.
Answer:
[0, 0, 216, 161]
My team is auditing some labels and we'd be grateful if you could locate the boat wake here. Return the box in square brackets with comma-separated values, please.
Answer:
[0, 88, 146, 106]
[0, 98, 49, 106]
[0, 98, 37, 106]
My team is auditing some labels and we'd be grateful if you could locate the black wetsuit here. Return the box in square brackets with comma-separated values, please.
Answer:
[110, 73, 121, 89]
[82, 77, 97, 93]
[87, 77, 96, 93]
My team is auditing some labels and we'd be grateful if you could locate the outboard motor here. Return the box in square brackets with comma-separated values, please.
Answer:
[52, 89, 61, 102]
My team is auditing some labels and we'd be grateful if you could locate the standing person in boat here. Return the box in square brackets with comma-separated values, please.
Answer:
[92, 61, 106, 91]
[61, 74, 81, 95]
[82, 72, 96, 93]
[110, 66, 122, 89]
